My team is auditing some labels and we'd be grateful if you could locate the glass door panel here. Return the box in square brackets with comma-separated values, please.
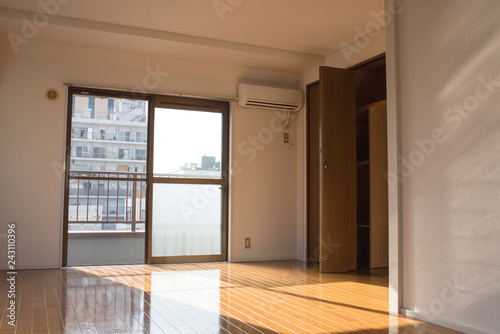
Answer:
[152, 184, 223, 257]
[64, 88, 148, 266]
[153, 109, 222, 178]
[149, 97, 228, 264]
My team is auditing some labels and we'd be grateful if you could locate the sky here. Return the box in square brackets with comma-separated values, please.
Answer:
[153, 108, 222, 175]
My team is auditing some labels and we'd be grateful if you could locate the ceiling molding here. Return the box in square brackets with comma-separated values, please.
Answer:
[0, 6, 325, 63]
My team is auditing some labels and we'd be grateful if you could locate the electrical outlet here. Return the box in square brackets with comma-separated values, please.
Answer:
[284, 132, 289, 143]
[245, 238, 251, 248]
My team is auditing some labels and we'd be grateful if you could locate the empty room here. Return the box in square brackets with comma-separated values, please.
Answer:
[0, 0, 499, 333]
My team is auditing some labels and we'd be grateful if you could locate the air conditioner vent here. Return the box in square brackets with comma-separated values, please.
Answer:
[245, 99, 299, 110]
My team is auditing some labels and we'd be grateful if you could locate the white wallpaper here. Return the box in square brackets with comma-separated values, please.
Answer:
[396, 1, 500, 332]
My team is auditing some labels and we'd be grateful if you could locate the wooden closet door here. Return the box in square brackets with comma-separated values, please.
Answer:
[307, 82, 321, 262]
[319, 66, 357, 272]
[369, 100, 388, 269]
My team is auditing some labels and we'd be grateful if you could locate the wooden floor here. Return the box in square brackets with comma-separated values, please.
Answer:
[0, 261, 463, 334]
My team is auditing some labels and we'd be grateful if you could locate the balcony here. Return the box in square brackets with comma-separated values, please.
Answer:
[72, 152, 146, 161]
[67, 171, 146, 235]
[71, 132, 147, 143]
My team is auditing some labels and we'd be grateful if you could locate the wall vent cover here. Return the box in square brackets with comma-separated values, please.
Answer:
[46, 88, 59, 101]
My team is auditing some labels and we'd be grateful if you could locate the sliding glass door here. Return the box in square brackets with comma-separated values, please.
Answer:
[148, 96, 229, 264]
[64, 88, 149, 266]
[63, 89, 228, 266]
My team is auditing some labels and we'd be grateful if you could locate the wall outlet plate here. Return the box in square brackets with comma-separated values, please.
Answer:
[245, 238, 251, 248]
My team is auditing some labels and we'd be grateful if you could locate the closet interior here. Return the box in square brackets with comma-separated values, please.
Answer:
[306, 55, 388, 274]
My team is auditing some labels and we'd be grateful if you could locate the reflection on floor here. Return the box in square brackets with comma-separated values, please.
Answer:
[0, 261, 463, 333]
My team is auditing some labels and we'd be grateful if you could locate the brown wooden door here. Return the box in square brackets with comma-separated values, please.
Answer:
[368, 100, 388, 269]
[318, 66, 357, 272]
[307, 82, 321, 262]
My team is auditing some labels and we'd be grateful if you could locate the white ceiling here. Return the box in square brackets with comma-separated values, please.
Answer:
[0, 0, 384, 72]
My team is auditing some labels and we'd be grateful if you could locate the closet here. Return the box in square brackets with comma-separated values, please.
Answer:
[307, 55, 388, 273]
[356, 100, 388, 271]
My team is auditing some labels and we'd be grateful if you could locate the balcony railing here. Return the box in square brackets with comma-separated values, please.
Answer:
[68, 171, 146, 232]
[71, 132, 147, 143]
[73, 153, 146, 160]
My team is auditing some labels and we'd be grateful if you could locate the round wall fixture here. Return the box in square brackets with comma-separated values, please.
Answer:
[45, 88, 60, 101]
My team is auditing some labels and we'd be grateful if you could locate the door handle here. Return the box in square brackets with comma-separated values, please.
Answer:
[324, 164, 328, 169]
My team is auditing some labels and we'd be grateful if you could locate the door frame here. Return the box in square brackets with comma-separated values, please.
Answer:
[385, 13, 402, 314]
[62, 87, 151, 267]
[62, 87, 230, 266]
[303, 17, 401, 312]
[146, 95, 230, 264]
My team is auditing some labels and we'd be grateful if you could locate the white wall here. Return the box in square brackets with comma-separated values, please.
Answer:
[230, 107, 298, 261]
[395, 1, 500, 332]
[0, 38, 301, 269]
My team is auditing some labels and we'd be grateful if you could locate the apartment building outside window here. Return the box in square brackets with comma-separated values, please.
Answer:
[67, 93, 148, 233]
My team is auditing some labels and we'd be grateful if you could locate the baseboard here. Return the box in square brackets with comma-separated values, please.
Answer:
[401, 308, 494, 334]
[0, 258, 301, 270]
[229, 257, 299, 263]
[0, 264, 61, 271]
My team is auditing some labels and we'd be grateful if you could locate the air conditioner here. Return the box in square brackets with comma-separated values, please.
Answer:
[237, 83, 303, 112]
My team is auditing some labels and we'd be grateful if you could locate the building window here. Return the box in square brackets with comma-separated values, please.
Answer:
[119, 130, 131, 142]
[136, 131, 146, 143]
[118, 148, 130, 160]
[135, 149, 146, 160]
[107, 99, 114, 120]
[75, 146, 89, 158]
[76, 146, 82, 157]
[72, 127, 87, 139]
[88, 97, 95, 119]
[93, 147, 106, 159]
